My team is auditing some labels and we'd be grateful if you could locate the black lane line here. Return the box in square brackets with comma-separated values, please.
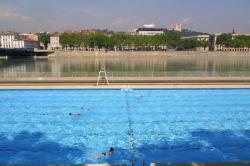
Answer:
[125, 90, 137, 166]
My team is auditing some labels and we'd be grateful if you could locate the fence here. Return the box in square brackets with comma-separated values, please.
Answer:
[1, 71, 250, 79]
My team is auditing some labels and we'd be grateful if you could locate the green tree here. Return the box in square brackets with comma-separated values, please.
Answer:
[216, 34, 232, 47]
[38, 33, 50, 49]
[165, 31, 181, 48]
[216, 34, 250, 48]
[180, 39, 198, 50]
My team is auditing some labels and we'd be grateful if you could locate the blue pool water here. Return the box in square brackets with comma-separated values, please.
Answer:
[0, 89, 250, 165]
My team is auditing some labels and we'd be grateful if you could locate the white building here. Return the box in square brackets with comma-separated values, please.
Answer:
[232, 33, 250, 39]
[181, 35, 210, 41]
[210, 33, 221, 51]
[13, 40, 38, 50]
[0, 32, 16, 48]
[13, 40, 23, 48]
[137, 28, 165, 36]
[136, 24, 167, 36]
[48, 34, 62, 50]
[0, 32, 38, 50]
[127, 29, 138, 35]
[170, 23, 182, 32]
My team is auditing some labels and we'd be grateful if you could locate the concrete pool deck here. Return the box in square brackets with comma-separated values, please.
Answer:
[1, 82, 250, 89]
[1, 77, 250, 84]
[1, 76, 250, 89]
[0, 77, 250, 88]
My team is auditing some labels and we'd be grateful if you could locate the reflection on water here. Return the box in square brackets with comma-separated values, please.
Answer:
[1, 54, 250, 76]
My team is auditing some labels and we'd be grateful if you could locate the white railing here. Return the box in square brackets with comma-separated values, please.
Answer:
[0, 71, 250, 78]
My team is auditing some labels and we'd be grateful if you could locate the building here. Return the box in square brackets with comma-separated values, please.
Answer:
[211, 33, 250, 51]
[12, 40, 38, 50]
[181, 35, 210, 51]
[80, 29, 96, 34]
[127, 29, 138, 35]
[136, 24, 168, 36]
[136, 28, 167, 36]
[19, 33, 39, 41]
[210, 33, 221, 51]
[0, 32, 38, 50]
[0, 32, 16, 48]
[170, 23, 182, 32]
[15, 36, 38, 50]
[232, 33, 250, 39]
[17, 33, 39, 50]
[64, 29, 96, 34]
[136, 28, 165, 36]
[48, 33, 62, 50]
[181, 35, 210, 41]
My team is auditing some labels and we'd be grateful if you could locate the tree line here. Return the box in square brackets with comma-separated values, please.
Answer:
[217, 34, 250, 48]
[37, 31, 250, 51]
[59, 31, 209, 51]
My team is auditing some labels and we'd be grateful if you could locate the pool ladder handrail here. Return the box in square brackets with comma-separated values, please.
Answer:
[96, 65, 110, 86]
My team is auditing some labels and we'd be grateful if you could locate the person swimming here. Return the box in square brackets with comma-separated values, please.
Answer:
[103, 147, 114, 156]
[92, 147, 115, 159]
[68, 113, 81, 116]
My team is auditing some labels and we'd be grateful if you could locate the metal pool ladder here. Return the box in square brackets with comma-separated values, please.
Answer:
[96, 65, 110, 86]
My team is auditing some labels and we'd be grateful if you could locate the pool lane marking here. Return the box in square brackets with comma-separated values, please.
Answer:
[124, 90, 137, 166]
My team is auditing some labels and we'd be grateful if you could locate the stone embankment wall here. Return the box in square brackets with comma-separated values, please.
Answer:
[50, 50, 250, 57]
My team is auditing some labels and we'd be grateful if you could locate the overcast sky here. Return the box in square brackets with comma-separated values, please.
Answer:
[0, 0, 250, 33]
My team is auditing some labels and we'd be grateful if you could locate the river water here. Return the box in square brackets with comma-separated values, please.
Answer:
[1, 54, 250, 77]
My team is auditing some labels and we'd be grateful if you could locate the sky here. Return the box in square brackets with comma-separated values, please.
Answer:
[0, 0, 250, 33]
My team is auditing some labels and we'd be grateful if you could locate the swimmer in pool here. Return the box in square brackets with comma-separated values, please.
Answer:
[68, 113, 81, 116]
[92, 147, 115, 159]
[104, 147, 114, 156]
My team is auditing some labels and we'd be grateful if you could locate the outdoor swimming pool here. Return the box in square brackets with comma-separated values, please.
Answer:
[0, 89, 250, 165]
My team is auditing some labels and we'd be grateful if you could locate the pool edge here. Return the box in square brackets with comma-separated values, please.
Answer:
[1, 83, 250, 89]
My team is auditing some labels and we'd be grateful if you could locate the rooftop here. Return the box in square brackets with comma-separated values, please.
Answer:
[0, 32, 16, 36]
[137, 28, 168, 32]
[182, 35, 210, 39]
[64, 29, 96, 34]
